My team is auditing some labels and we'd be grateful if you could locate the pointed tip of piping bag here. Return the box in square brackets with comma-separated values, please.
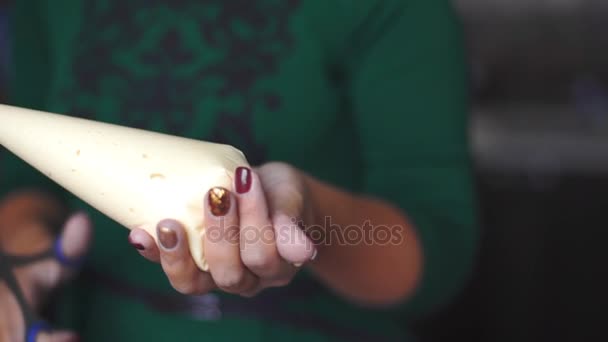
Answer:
[0, 104, 249, 271]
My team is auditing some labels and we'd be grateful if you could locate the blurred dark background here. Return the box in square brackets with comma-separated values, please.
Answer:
[0, 1, 606, 341]
[414, 1, 608, 341]
[0, 0, 7, 104]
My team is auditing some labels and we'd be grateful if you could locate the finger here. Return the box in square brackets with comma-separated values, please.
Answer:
[56, 212, 93, 282]
[235, 167, 292, 280]
[273, 213, 316, 265]
[204, 187, 258, 294]
[59, 212, 93, 261]
[256, 165, 317, 265]
[128, 228, 160, 263]
[10, 213, 91, 325]
[36, 330, 80, 342]
[156, 219, 215, 295]
[239, 284, 267, 298]
[239, 276, 295, 298]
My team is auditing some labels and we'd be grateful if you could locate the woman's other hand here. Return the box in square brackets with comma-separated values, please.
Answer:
[0, 191, 92, 342]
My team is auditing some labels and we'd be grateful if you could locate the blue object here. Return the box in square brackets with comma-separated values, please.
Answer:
[53, 238, 86, 268]
[26, 321, 51, 342]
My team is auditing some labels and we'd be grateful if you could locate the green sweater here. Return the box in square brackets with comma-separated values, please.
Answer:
[1, 0, 478, 340]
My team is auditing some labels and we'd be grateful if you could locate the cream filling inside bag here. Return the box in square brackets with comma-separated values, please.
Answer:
[0, 104, 250, 271]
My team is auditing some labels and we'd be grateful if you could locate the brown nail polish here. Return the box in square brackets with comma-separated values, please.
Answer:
[158, 226, 178, 249]
[235, 167, 252, 194]
[208, 187, 231, 216]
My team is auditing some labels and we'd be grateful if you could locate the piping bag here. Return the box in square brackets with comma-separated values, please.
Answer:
[0, 104, 250, 271]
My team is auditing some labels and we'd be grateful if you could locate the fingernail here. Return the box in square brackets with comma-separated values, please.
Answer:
[131, 242, 145, 250]
[158, 226, 178, 249]
[294, 249, 318, 267]
[235, 167, 252, 194]
[70, 211, 90, 226]
[208, 187, 231, 216]
[311, 249, 318, 261]
[128, 236, 145, 250]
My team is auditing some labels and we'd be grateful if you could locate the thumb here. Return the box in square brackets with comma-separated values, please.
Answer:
[37, 330, 80, 342]
[257, 163, 317, 265]
[57, 211, 93, 281]
[273, 213, 316, 265]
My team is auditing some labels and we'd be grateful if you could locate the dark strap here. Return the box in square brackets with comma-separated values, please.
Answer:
[0, 249, 51, 336]
[82, 268, 400, 342]
[0, 239, 83, 341]
[2, 249, 56, 267]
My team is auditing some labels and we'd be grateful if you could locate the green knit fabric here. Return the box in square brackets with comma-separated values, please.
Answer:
[1, 0, 478, 340]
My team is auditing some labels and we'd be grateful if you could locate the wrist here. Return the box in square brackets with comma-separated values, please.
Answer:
[300, 171, 325, 231]
[299, 172, 358, 251]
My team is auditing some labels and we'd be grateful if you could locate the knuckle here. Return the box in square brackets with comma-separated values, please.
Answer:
[170, 280, 197, 295]
[211, 224, 240, 245]
[188, 284, 210, 295]
[170, 274, 213, 295]
[216, 267, 246, 290]
[225, 225, 241, 245]
[243, 249, 276, 271]
[270, 276, 292, 288]
[240, 288, 261, 298]
[238, 199, 260, 217]
[161, 256, 186, 276]
[163, 265, 205, 295]
[273, 186, 304, 214]
[141, 249, 161, 263]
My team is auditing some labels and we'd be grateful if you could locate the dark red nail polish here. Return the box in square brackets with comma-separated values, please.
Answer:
[235, 167, 252, 194]
[128, 236, 145, 250]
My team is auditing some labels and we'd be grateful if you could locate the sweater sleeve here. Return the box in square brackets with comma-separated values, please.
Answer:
[344, 0, 479, 317]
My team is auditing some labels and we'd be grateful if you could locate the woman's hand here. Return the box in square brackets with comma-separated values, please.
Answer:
[128, 162, 318, 297]
[0, 191, 92, 342]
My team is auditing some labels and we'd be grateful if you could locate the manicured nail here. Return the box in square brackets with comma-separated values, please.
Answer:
[208, 187, 231, 216]
[128, 236, 145, 250]
[294, 249, 317, 267]
[235, 167, 252, 194]
[158, 226, 178, 249]
[131, 242, 145, 250]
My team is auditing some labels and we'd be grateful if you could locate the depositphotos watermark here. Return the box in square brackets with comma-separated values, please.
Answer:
[205, 216, 406, 248]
